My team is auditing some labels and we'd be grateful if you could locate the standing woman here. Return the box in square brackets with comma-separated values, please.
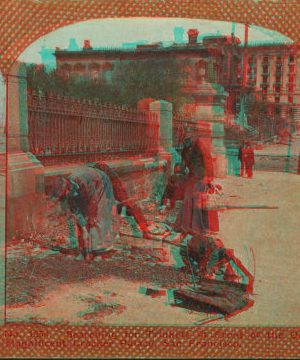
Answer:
[174, 137, 218, 234]
[238, 141, 245, 176]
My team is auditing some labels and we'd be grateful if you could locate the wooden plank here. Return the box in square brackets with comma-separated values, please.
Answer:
[173, 287, 250, 315]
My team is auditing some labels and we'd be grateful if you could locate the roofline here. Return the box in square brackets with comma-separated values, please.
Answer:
[54, 46, 223, 60]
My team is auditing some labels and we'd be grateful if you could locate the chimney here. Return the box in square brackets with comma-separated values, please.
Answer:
[187, 29, 199, 45]
[173, 27, 185, 43]
[68, 38, 79, 51]
[83, 40, 92, 50]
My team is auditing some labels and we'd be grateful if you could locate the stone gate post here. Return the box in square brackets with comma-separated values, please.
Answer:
[0, 62, 44, 240]
[149, 100, 180, 173]
[138, 98, 180, 173]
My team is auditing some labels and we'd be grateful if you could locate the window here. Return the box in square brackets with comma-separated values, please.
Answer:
[289, 55, 295, 63]
[275, 84, 281, 92]
[275, 94, 280, 103]
[262, 75, 268, 83]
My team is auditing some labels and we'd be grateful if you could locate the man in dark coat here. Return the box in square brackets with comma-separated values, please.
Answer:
[238, 141, 245, 176]
[244, 142, 255, 178]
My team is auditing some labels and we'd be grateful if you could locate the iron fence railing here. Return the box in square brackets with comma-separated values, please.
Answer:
[27, 90, 160, 163]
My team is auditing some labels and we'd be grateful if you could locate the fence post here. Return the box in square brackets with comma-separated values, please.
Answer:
[149, 100, 179, 173]
[137, 98, 156, 154]
[0, 62, 44, 240]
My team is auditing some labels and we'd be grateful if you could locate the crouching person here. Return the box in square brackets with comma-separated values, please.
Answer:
[185, 235, 226, 276]
[50, 166, 114, 261]
[180, 233, 249, 284]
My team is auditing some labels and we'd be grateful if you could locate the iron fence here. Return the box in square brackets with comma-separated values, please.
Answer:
[27, 90, 160, 164]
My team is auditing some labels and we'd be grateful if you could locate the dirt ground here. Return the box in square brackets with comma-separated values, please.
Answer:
[6, 169, 298, 326]
[5, 169, 226, 325]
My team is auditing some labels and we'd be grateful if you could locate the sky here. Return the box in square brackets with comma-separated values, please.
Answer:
[18, 17, 293, 65]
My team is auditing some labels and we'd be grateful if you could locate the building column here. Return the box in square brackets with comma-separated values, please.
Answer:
[268, 54, 276, 102]
[255, 55, 263, 90]
[281, 54, 289, 103]
[0, 62, 44, 242]
[294, 55, 300, 106]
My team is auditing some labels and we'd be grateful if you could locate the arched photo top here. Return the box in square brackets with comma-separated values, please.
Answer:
[18, 18, 293, 68]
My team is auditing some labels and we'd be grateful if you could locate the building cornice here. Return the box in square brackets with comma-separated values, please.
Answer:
[54, 46, 224, 62]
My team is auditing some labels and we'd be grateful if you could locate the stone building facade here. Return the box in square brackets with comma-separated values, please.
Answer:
[53, 30, 300, 127]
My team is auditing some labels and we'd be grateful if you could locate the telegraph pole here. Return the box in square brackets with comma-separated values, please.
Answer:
[227, 22, 235, 117]
[243, 23, 249, 88]
[240, 23, 250, 129]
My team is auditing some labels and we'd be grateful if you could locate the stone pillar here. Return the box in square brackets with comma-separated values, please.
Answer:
[0, 62, 44, 240]
[148, 100, 174, 173]
[181, 81, 229, 177]
[137, 97, 157, 152]
[138, 98, 181, 173]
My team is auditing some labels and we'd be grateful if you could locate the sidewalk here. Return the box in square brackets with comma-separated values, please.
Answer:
[215, 171, 300, 325]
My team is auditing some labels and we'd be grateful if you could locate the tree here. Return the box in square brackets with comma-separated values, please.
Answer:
[112, 58, 192, 112]
[25, 59, 192, 112]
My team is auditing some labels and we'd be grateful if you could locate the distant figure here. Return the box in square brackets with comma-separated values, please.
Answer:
[238, 141, 245, 177]
[244, 142, 255, 178]
[225, 141, 234, 175]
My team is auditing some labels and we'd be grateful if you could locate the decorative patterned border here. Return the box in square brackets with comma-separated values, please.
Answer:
[1, 0, 300, 74]
[2, 325, 300, 358]
[1, 0, 300, 358]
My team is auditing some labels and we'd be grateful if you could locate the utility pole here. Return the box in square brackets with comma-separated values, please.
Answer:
[243, 23, 249, 88]
[240, 23, 250, 129]
[227, 23, 235, 119]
